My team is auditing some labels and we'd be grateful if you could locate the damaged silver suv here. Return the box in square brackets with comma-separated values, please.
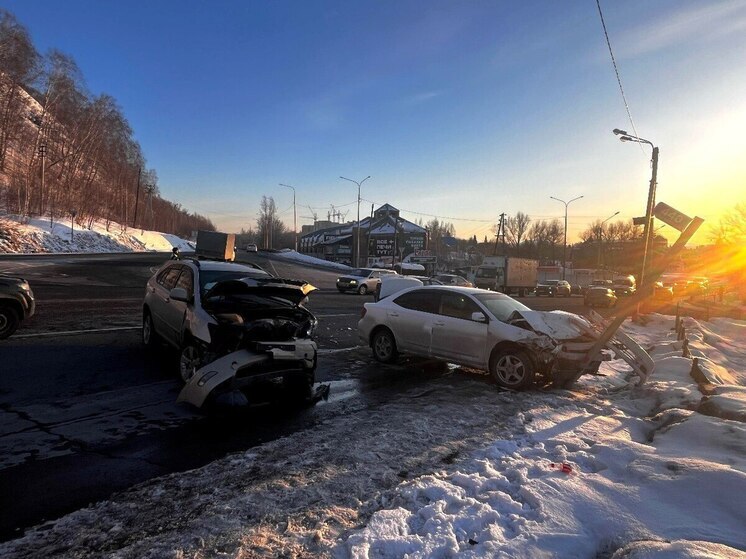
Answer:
[143, 259, 318, 408]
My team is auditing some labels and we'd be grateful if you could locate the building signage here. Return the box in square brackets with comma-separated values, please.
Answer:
[653, 202, 692, 232]
[372, 238, 394, 257]
[411, 256, 437, 264]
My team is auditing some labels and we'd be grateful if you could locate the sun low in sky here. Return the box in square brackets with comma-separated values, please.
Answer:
[6, 0, 746, 244]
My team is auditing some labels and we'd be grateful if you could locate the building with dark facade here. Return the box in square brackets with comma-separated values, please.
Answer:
[299, 204, 427, 266]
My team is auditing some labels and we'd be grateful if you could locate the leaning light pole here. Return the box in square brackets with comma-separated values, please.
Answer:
[549, 194, 584, 279]
[279, 183, 297, 251]
[613, 129, 658, 289]
[339, 175, 371, 267]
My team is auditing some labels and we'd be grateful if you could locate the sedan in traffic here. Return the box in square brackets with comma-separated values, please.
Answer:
[584, 287, 617, 308]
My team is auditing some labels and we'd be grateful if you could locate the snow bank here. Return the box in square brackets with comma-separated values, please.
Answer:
[0, 215, 192, 254]
[271, 249, 352, 271]
[2, 315, 745, 558]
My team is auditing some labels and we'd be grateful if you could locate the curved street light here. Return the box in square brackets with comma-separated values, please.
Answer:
[339, 175, 371, 267]
[613, 129, 658, 288]
[549, 195, 583, 279]
[279, 183, 297, 252]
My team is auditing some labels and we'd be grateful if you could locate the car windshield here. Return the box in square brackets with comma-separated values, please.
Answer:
[199, 270, 269, 294]
[473, 292, 530, 322]
[476, 268, 497, 278]
[349, 269, 372, 277]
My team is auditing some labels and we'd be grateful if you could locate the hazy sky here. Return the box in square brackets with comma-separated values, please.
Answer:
[6, 0, 746, 243]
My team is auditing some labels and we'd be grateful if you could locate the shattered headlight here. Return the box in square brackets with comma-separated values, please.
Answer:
[303, 318, 318, 338]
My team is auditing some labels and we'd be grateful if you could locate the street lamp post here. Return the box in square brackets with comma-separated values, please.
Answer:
[597, 210, 620, 267]
[279, 183, 297, 252]
[339, 175, 371, 267]
[613, 129, 658, 289]
[549, 195, 584, 280]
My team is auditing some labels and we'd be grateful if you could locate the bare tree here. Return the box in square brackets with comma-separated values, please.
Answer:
[505, 211, 531, 257]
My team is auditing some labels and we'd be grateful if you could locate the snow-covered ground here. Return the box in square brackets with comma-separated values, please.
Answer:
[1, 315, 745, 558]
[0, 215, 193, 254]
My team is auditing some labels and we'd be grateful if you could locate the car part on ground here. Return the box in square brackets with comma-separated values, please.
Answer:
[0, 275, 35, 340]
[143, 259, 320, 408]
[358, 285, 653, 391]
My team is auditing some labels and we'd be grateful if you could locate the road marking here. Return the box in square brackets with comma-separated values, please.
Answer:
[317, 346, 360, 355]
[316, 313, 358, 318]
[12, 326, 140, 339]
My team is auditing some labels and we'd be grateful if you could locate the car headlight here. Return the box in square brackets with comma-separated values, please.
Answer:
[349, 280, 357, 284]
[19, 282, 31, 292]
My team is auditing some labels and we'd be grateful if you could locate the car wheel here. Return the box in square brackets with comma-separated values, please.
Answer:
[490, 349, 535, 390]
[179, 341, 204, 383]
[358, 284, 368, 295]
[142, 310, 159, 347]
[0, 304, 20, 340]
[371, 328, 398, 363]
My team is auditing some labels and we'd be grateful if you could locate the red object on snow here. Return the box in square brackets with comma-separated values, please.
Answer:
[550, 462, 573, 474]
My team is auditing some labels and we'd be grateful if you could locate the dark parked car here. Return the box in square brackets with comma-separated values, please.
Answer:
[584, 287, 617, 308]
[0, 275, 35, 339]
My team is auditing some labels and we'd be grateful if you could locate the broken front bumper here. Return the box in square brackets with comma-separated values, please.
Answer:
[177, 339, 318, 408]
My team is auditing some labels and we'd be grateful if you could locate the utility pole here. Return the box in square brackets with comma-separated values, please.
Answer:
[340, 175, 371, 267]
[279, 184, 297, 251]
[133, 167, 141, 228]
[639, 146, 659, 289]
[493, 213, 505, 256]
[366, 203, 374, 267]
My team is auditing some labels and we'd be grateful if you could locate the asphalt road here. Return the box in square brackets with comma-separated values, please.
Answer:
[0, 252, 601, 542]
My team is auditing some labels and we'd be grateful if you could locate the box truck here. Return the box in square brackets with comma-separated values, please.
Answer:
[195, 231, 236, 261]
[474, 256, 538, 296]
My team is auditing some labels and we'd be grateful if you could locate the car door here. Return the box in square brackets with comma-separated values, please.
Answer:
[388, 289, 441, 356]
[159, 266, 194, 345]
[430, 292, 488, 367]
[149, 266, 182, 340]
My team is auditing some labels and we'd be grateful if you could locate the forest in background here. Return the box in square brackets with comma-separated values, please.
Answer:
[0, 9, 214, 238]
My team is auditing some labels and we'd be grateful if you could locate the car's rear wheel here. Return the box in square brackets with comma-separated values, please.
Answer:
[490, 349, 535, 390]
[142, 310, 159, 347]
[357, 284, 368, 295]
[0, 304, 20, 340]
[371, 328, 398, 363]
[179, 341, 204, 383]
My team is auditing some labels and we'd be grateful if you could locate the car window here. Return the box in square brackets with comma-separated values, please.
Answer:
[473, 292, 530, 322]
[394, 290, 440, 314]
[158, 266, 182, 290]
[439, 292, 481, 321]
[175, 268, 194, 296]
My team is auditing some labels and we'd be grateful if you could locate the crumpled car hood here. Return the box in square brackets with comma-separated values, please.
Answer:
[205, 277, 317, 304]
[510, 310, 593, 341]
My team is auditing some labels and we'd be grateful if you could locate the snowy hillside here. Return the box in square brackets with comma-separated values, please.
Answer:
[0, 215, 193, 254]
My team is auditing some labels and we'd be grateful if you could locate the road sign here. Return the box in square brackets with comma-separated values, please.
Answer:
[411, 256, 437, 264]
[653, 202, 692, 232]
[632, 216, 646, 226]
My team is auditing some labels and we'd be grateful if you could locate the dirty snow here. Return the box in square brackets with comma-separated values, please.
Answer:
[1, 315, 745, 558]
[0, 215, 193, 254]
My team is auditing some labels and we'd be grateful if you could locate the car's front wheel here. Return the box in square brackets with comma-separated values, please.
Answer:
[490, 349, 535, 390]
[371, 328, 398, 363]
[142, 310, 159, 347]
[0, 304, 19, 340]
[357, 284, 368, 295]
[179, 341, 204, 383]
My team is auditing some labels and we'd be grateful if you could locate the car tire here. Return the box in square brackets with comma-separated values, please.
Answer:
[358, 284, 368, 295]
[179, 340, 205, 384]
[0, 304, 20, 340]
[371, 328, 398, 363]
[490, 348, 535, 390]
[142, 309, 159, 347]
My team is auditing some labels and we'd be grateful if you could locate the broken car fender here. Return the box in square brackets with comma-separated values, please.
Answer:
[177, 349, 270, 408]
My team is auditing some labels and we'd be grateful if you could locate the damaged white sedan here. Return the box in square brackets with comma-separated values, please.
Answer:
[358, 285, 653, 390]
[143, 259, 320, 409]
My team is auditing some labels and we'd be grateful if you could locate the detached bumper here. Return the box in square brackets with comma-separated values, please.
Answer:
[177, 339, 318, 408]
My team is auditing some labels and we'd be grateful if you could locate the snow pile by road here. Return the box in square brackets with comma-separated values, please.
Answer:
[1, 315, 744, 558]
[273, 249, 352, 271]
[0, 215, 193, 254]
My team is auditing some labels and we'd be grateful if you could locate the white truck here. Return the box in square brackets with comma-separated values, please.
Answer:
[474, 256, 538, 296]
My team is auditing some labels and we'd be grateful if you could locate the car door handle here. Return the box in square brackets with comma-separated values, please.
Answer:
[433, 321, 445, 326]
[388, 312, 399, 317]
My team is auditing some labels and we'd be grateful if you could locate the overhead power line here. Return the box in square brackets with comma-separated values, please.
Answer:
[596, 0, 645, 155]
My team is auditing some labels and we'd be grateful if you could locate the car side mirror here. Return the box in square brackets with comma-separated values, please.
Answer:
[170, 287, 189, 302]
[471, 311, 488, 323]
